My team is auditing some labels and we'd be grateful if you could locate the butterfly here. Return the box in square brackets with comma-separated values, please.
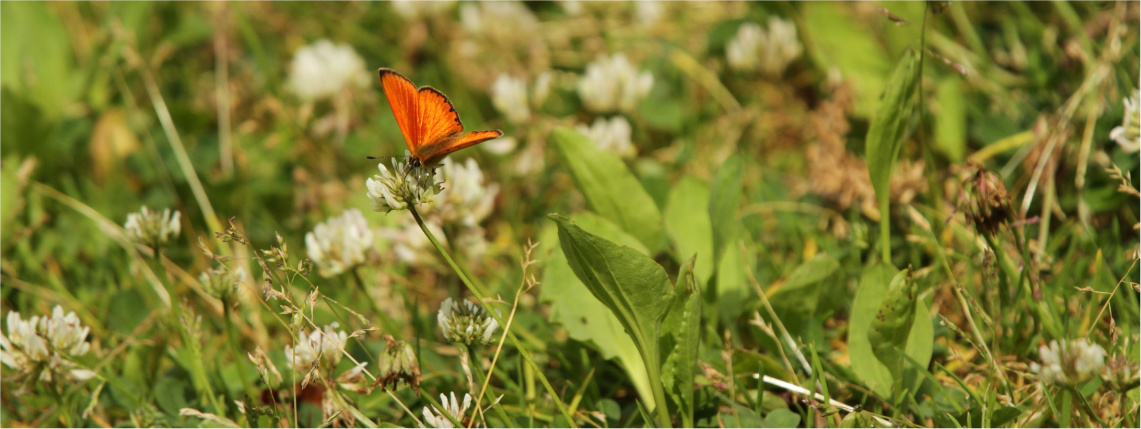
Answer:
[378, 68, 502, 168]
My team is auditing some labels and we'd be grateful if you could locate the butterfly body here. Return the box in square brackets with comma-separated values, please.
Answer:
[378, 68, 502, 167]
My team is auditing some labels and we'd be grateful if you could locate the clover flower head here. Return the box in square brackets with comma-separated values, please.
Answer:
[305, 209, 375, 277]
[284, 323, 348, 373]
[391, 0, 456, 20]
[576, 116, 636, 159]
[726, 18, 803, 77]
[124, 206, 181, 247]
[377, 335, 421, 393]
[366, 159, 443, 213]
[1110, 88, 1140, 152]
[491, 74, 531, 125]
[199, 267, 247, 302]
[438, 298, 501, 346]
[1, 306, 95, 385]
[1031, 338, 1106, 386]
[435, 158, 499, 227]
[577, 53, 654, 113]
[422, 392, 473, 428]
[289, 40, 370, 101]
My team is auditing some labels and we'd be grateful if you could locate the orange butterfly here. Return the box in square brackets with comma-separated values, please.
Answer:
[378, 68, 502, 167]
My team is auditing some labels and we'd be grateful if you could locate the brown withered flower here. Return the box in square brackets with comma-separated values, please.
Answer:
[373, 335, 421, 395]
[960, 162, 1012, 236]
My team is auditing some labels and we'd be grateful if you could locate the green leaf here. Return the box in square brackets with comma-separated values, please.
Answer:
[716, 228, 754, 324]
[709, 154, 742, 270]
[661, 256, 702, 428]
[665, 176, 714, 283]
[0, 155, 21, 249]
[0, 2, 75, 118]
[769, 253, 840, 321]
[762, 408, 802, 429]
[550, 213, 675, 426]
[539, 214, 655, 411]
[935, 78, 967, 162]
[848, 264, 933, 399]
[801, 3, 892, 117]
[552, 127, 665, 253]
[865, 50, 920, 261]
[868, 269, 919, 394]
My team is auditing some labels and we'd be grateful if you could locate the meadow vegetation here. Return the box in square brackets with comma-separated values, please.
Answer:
[1, 1, 1139, 427]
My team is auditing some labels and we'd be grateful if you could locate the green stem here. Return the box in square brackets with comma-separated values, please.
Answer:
[408, 205, 580, 428]
[149, 254, 225, 416]
[223, 301, 259, 406]
[350, 267, 403, 340]
[50, 384, 74, 427]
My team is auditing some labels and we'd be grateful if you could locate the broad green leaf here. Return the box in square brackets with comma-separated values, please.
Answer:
[550, 214, 674, 425]
[552, 127, 665, 253]
[866, 50, 920, 261]
[802, 2, 892, 117]
[709, 154, 742, 269]
[0, 2, 75, 118]
[868, 269, 918, 395]
[935, 78, 967, 162]
[718, 400, 765, 428]
[716, 228, 754, 324]
[0, 156, 21, 249]
[769, 253, 840, 321]
[665, 176, 714, 283]
[762, 408, 802, 428]
[661, 256, 702, 428]
[848, 264, 933, 399]
[539, 214, 655, 410]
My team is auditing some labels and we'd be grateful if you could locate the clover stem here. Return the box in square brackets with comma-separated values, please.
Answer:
[408, 204, 580, 428]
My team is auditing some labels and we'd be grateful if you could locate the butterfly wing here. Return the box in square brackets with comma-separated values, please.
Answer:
[416, 87, 465, 147]
[415, 130, 504, 165]
[414, 87, 501, 164]
[378, 68, 421, 153]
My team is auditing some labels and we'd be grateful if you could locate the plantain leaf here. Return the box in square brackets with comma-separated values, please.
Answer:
[539, 213, 654, 411]
[849, 264, 933, 400]
[550, 213, 675, 425]
[802, 2, 892, 117]
[709, 154, 742, 270]
[665, 176, 714, 284]
[552, 127, 665, 253]
[661, 256, 702, 428]
[866, 50, 920, 261]
[935, 78, 966, 162]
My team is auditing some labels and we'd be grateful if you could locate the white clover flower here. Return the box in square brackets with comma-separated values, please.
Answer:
[199, 267, 247, 302]
[306, 209, 375, 277]
[481, 135, 518, 156]
[532, 71, 554, 109]
[576, 116, 636, 159]
[380, 220, 445, 266]
[284, 323, 348, 373]
[124, 206, 181, 247]
[1110, 88, 1139, 153]
[366, 159, 443, 213]
[726, 18, 803, 77]
[634, 0, 664, 26]
[422, 392, 473, 428]
[1032, 338, 1106, 386]
[434, 158, 499, 227]
[289, 40, 370, 102]
[1, 306, 95, 384]
[491, 74, 531, 124]
[390, 0, 456, 20]
[437, 298, 501, 346]
[460, 1, 537, 36]
[577, 53, 654, 113]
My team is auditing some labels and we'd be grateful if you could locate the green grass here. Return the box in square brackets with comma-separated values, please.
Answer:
[1, 2, 1138, 428]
